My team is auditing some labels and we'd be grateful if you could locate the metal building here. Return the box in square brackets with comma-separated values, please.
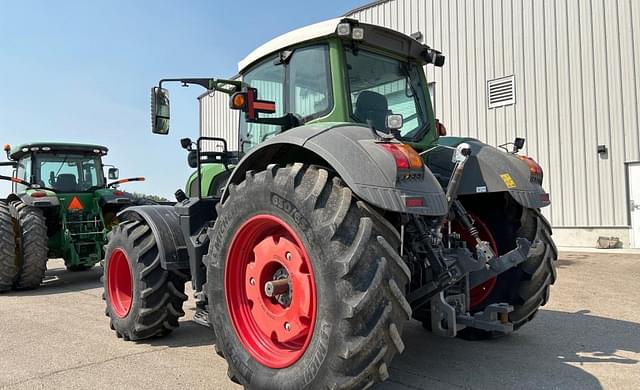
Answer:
[200, 0, 640, 248]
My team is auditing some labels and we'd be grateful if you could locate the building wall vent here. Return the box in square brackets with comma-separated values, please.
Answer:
[487, 75, 515, 109]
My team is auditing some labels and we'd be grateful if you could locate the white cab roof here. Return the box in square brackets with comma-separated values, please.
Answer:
[238, 18, 342, 73]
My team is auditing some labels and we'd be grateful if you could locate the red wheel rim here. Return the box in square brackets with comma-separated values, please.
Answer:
[225, 214, 317, 369]
[107, 248, 133, 318]
[452, 215, 498, 309]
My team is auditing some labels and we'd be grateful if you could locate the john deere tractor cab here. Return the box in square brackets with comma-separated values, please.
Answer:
[0, 142, 145, 291]
[103, 18, 556, 389]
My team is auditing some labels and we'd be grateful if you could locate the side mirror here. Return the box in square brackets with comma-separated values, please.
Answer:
[187, 150, 198, 168]
[151, 87, 170, 134]
[108, 168, 120, 180]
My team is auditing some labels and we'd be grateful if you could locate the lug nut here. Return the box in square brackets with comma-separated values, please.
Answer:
[286, 252, 292, 261]
[249, 277, 256, 286]
[284, 322, 291, 331]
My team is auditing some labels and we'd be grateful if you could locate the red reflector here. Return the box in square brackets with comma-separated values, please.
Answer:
[540, 193, 550, 202]
[68, 196, 84, 211]
[381, 144, 410, 170]
[113, 191, 124, 196]
[30, 191, 47, 198]
[405, 197, 424, 208]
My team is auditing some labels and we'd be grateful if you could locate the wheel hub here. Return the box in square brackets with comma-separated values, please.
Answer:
[106, 248, 133, 318]
[225, 214, 317, 368]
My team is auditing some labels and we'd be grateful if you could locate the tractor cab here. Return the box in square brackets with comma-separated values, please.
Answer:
[7, 143, 109, 195]
[234, 19, 444, 152]
[151, 18, 445, 198]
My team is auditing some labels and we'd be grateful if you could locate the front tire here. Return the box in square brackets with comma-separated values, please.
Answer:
[0, 202, 18, 292]
[103, 219, 188, 340]
[11, 202, 48, 290]
[206, 164, 411, 390]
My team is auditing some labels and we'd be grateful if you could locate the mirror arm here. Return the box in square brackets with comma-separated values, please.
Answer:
[249, 113, 301, 131]
[159, 78, 243, 95]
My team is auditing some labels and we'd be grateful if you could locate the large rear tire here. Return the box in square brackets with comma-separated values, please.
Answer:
[206, 164, 411, 390]
[103, 219, 188, 340]
[458, 199, 558, 339]
[11, 202, 48, 290]
[0, 202, 18, 292]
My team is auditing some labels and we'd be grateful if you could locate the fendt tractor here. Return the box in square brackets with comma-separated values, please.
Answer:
[0, 142, 146, 292]
[103, 19, 557, 389]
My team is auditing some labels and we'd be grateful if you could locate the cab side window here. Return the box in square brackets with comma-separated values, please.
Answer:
[288, 45, 332, 120]
[239, 44, 332, 152]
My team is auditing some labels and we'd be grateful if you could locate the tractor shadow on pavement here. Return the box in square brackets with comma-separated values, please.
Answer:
[375, 309, 640, 390]
[146, 318, 217, 349]
[5, 262, 103, 297]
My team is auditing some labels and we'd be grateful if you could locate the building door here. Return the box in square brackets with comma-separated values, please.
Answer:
[629, 163, 640, 248]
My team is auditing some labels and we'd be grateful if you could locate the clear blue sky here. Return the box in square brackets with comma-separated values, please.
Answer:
[0, 0, 363, 198]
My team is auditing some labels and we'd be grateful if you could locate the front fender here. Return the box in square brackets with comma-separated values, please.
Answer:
[425, 137, 550, 209]
[117, 206, 189, 270]
[224, 123, 448, 216]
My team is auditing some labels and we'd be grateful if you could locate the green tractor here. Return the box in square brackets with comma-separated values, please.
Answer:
[0, 142, 145, 291]
[103, 18, 557, 389]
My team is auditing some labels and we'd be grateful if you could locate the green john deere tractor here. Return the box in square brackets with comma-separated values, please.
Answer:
[103, 18, 557, 389]
[0, 142, 145, 291]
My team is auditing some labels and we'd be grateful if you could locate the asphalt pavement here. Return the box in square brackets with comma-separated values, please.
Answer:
[1, 251, 638, 390]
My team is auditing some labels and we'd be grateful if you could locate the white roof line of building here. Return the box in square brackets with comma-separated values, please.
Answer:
[237, 17, 343, 73]
[343, 0, 392, 16]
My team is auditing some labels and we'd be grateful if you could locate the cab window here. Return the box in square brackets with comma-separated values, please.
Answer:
[288, 45, 332, 120]
[239, 44, 332, 152]
[345, 47, 430, 141]
[34, 153, 104, 192]
[15, 156, 31, 193]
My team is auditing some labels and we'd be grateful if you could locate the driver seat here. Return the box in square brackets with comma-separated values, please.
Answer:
[354, 90, 390, 130]
[55, 174, 78, 192]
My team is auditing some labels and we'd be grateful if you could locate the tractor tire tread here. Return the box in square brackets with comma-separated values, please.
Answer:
[11, 202, 48, 290]
[0, 202, 18, 292]
[207, 164, 410, 390]
[104, 219, 188, 341]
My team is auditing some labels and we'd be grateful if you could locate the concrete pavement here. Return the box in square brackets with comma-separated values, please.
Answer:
[1, 251, 638, 389]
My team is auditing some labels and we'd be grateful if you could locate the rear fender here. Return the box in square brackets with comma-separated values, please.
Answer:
[13, 192, 60, 208]
[117, 206, 190, 271]
[425, 137, 550, 209]
[224, 123, 448, 216]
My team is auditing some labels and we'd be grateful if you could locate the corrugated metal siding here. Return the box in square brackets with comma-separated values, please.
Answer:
[348, 0, 640, 228]
[199, 91, 240, 152]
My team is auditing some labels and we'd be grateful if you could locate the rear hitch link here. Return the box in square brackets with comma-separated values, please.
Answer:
[411, 144, 533, 336]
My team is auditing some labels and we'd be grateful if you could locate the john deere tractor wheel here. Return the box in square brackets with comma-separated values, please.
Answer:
[206, 164, 411, 389]
[103, 219, 188, 340]
[11, 202, 48, 290]
[0, 202, 18, 292]
[457, 198, 557, 339]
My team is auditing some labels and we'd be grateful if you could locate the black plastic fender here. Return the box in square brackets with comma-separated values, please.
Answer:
[424, 137, 550, 209]
[225, 123, 448, 216]
[117, 206, 190, 271]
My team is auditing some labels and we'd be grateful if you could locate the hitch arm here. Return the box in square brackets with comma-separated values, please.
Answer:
[468, 238, 532, 288]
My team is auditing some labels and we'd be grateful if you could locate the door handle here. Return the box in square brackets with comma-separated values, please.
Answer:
[631, 200, 640, 211]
